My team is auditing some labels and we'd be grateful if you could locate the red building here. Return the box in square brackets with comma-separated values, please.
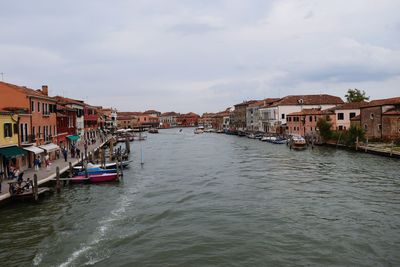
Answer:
[56, 104, 77, 148]
[176, 112, 200, 127]
[84, 104, 99, 140]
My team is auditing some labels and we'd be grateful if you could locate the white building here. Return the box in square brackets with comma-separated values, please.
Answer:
[259, 94, 344, 133]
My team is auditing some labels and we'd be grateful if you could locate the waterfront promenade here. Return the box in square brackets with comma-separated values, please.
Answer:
[0, 136, 110, 202]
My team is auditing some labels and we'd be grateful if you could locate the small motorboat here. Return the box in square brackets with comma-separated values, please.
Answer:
[272, 138, 287, 144]
[72, 173, 119, 183]
[148, 128, 159, 133]
[194, 126, 204, 134]
[74, 161, 132, 171]
[247, 133, 256, 139]
[288, 135, 307, 150]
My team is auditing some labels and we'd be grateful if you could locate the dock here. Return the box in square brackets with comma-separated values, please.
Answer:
[0, 136, 112, 203]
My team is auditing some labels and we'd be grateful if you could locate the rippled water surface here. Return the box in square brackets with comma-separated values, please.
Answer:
[1, 128, 400, 266]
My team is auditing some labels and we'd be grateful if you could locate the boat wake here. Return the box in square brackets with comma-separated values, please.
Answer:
[56, 194, 132, 267]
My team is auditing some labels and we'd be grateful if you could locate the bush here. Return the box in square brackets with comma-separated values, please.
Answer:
[316, 117, 332, 141]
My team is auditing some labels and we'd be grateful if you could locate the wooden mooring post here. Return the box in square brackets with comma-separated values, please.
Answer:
[355, 137, 359, 151]
[33, 174, 38, 201]
[125, 136, 130, 154]
[56, 166, 61, 193]
[109, 138, 114, 162]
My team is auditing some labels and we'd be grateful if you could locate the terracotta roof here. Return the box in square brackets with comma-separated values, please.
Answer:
[53, 96, 85, 106]
[161, 111, 179, 116]
[271, 94, 343, 107]
[287, 108, 333, 116]
[383, 108, 400, 115]
[118, 111, 143, 116]
[234, 100, 259, 107]
[0, 81, 55, 101]
[329, 101, 366, 110]
[143, 110, 160, 114]
[361, 97, 400, 108]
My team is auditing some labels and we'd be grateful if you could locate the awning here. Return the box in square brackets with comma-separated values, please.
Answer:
[39, 143, 60, 153]
[24, 146, 45, 155]
[67, 135, 80, 141]
[0, 146, 27, 159]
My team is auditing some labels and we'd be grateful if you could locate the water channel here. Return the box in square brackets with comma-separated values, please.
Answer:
[0, 128, 399, 266]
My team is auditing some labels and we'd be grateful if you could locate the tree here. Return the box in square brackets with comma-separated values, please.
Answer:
[316, 117, 332, 142]
[345, 89, 369, 103]
[345, 125, 365, 146]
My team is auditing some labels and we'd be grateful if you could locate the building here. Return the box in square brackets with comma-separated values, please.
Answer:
[84, 104, 99, 140]
[327, 102, 365, 131]
[0, 110, 27, 176]
[117, 112, 140, 129]
[160, 112, 179, 128]
[260, 94, 344, 134]
[287, 108, 334, 137]
[100, 108, 118, 133]
[360, 97, 400, 140]
[0, 82, 58, 147]
[137, 114, 159, 128]
[199, 113, 216, 128]
[143, 110, 161, 118]
[246, 98, 279, 132]
[231, 100, 258, 131]
[55, 104, 77, 148]
[54, 96, 85, 138]
[176, 112, 200, 127]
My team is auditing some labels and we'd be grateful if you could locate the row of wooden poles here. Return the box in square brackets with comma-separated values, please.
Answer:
[31, 136, 131, 201]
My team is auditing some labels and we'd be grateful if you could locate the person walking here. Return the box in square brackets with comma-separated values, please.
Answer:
[62, 148, 68, 162]
[76, 148, 81, 159]
[34, 157, 40, 171]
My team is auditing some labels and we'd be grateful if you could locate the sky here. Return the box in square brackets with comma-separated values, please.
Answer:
[1, 0, 400, 113]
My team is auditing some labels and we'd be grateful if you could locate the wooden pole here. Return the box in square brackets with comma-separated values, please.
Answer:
[102, 148, 106, 168]
[109, 138, 114, 162]
[84, 161, 88, 178]
[365, 138, 368, 152]
[33, 174, 38, 201]
[356, 136, 359, 151]
[390, 141, 394, 157]
[125, 136, 130, 154]
[119, 154, 123, 177]
[56, 166, 61, 193]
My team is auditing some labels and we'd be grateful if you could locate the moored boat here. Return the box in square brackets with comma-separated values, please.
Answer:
[72, 173, 119, 183]
[194, 126, 204, 134]
[148, 128, 159, 133]
[288, 135, 307, 150]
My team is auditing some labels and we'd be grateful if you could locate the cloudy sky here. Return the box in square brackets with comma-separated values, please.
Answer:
[1, 0, 399, 113]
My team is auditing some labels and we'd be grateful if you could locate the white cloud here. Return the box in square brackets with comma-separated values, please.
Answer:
[0, 0, 399, 113]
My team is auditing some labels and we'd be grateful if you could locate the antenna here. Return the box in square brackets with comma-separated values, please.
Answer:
[0, 72, 4, 81]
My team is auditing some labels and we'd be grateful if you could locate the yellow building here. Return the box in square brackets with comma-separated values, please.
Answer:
[0, 110, 26, 178]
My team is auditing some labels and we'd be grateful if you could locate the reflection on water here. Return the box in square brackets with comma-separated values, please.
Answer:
[0, 128, 399, 266]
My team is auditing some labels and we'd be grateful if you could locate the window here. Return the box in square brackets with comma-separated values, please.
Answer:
[370, 113, 374, 120]
[364, 124, 368, 131]
[4, 123, 12, 137]
[38, 102, 41, 112]
[337, 113, 344, 120]
[42, 103, 45, 115]
[31, 100, 34, 112]
[349, 112, 356, 119]
[32, 126, 35, 138]
[281, 114, 285, 119]
[20, 124, 24, 142]
[287, 117, 291, 122]
[309, 116, 313, 122]
[338, 125, 343, 131]
[378, 124, 382, 131]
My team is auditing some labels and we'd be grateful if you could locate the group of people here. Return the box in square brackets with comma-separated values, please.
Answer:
[33, 154, 51, 172]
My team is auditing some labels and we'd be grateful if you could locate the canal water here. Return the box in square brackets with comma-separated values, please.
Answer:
[0, 128, 399, 266]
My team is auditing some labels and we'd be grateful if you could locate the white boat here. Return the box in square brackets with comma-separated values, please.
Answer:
[74, 161, 132, 171]
[194, 126, 204, 134]
[261, 136, 276, 142]
[289, 135, 307, 150]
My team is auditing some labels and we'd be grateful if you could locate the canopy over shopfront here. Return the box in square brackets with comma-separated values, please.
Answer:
[0, 146, 27, 159]
[67, 135, 80, 141]
[23, 146, 45, 155]
[39, 143, 60, 153]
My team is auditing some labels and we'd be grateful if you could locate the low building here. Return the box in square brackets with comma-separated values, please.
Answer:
[176, 112, 200, 127]
[287, 108, 334, 137]
[84, 104, 99, 140]
[327, 102, 365, 131]
[231, 100, 258, 131]
[260, 94, 344, 134]
[160, 112, 179, 128]
[0, 110, 27, 176]
[117, 112, 140, 129]
[360, 97, 400, 140]
[247, 98, 279, 132]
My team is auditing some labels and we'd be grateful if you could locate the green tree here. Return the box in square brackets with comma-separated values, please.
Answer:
[345, 88, 369, 102]
[316, 117, 332, 142]
[345, 125, 365, 146]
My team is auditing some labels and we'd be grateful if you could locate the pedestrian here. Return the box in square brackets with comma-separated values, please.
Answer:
[34, 157, 39, 171]
[84, 142, 88, 158]
[62, 148, 68, 162]
[76, 148, 81, 159]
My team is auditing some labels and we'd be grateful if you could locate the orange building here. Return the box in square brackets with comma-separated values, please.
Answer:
[176, 112, 200, 127]
[0, 82, 58, 146]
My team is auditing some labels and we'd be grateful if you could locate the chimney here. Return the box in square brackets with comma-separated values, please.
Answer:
[42, 85, 48, 96]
